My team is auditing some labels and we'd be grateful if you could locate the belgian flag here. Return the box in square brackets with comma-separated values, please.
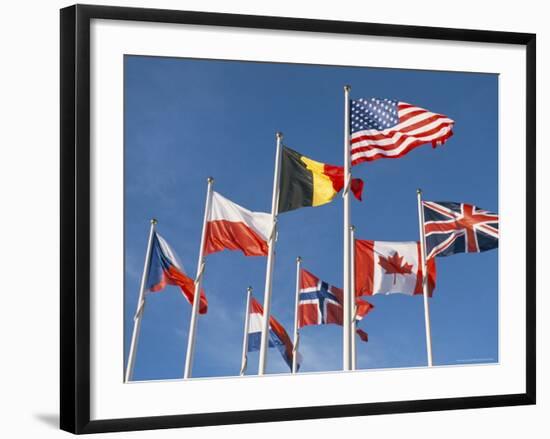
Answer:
[278, 146, 364, 213]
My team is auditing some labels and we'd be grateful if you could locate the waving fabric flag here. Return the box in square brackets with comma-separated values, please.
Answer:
[205, 191, 271, 256]
[422, 201, 499, 259]
[354, 240, 436, 297]
[147, 232, 208, 314]
[278, 146, 364, 213]
[299, 269, 373, 341]
[350, 98, 454, 165]
[247, 297, 298, 371]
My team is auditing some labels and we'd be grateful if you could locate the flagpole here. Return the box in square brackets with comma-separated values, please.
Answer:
[258, 132, 283, 375]
[350, 225, 357, 371]
[417, 188, 434, 367]
[125, 218, 157, 383]
[292, 256, 302, 374]
[342, 85, 352, 371]
[240, 286, 253, 376]
[183, 177, 214, 379]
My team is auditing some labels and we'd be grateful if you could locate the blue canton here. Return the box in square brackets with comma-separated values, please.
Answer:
[350, 98, 400, 133]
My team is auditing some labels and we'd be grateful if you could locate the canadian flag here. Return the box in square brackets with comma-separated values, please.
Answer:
[204, 191, 272, 256]
[354, 240, 436, 296]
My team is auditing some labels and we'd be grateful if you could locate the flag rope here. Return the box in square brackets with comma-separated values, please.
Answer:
[292, 332, 300, 354]
[268, 218, 278, 243]
[194, 259, 206, 286]
[342, 172, 352, 197]
[239, 356, 248, 376]
[133, 299, 145, 322]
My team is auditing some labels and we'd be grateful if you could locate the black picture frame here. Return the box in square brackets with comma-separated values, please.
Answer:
[60, 4, 536, 434]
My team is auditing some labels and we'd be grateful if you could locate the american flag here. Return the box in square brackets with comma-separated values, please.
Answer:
[350, 98, 454, 165]
[422, 201, 499, 259]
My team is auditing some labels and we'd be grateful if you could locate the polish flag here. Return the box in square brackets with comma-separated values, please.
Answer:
[354, 240, 436, 296]
[205, 191, 271, 257]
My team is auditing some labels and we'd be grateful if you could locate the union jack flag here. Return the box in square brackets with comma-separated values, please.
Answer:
[298, 269, 373, 339]
[422, 201, 499, 259]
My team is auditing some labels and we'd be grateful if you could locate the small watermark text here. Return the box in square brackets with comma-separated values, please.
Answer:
[455, 358, 495, 363]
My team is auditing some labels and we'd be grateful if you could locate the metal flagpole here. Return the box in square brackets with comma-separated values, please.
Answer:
[125, 218, 157, 383]
[350, 225, 357, 371]
[292, 256, 302, 374]
[183, 177, 215, 379]
[240, 286, 253, 376]
[416, 188, 434, 367]
[342, 85, 352, 371]
[258, 132, 283, 375]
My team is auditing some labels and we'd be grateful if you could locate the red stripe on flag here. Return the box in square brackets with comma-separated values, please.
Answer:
[413, 243, 437, 296]
[322, 164, 364, 201]
[204, 220, 268, 256]
[354, 239, 375, 296]
[355, 299, 374, 320]
[351, 130, 453, 166]
[355, 328, 369, 342]
[351, 121, 453, 150]
[150, 265, 208, 314]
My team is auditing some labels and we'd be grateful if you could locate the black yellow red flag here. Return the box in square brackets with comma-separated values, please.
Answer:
[278, 146, 364, 213]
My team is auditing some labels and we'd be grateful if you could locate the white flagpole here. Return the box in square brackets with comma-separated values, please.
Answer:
[417, 188, 434, 367]
[342, 85, 352, 371]
[183, 177, 214, 379]
[350, 225, 357, 371]
[240, 286, 253, 376]
[125, 218, 157, 383]
[258, 132, 283, 375]
[292, 256, 302, 374]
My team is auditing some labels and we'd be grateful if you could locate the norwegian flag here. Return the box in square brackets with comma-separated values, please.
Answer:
[350, 98, 454, 165]
[298, 269, 373, 341]
[422, 201, 499, 259]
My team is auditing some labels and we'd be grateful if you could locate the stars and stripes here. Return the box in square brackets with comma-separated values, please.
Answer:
[422, 201, 499, 259]
[350, 98, 454, 165]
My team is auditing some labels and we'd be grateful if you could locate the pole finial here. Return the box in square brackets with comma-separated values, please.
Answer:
[247, 286, 253, 293]
[276, 131, 283, 139]
[150, 218, 158, 225]
[207, 176, 214, 184]
[296, 256, 302, 263]
[417, 188, 422, 195]
[344, 84, 351, 92]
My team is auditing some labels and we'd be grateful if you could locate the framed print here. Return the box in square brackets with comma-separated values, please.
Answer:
[60, 4, 536, 434]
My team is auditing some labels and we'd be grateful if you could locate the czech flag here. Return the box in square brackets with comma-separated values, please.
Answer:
[147, 232, 208, 314]
[247, 297, 298, 371]
[278, 146, 364, 213]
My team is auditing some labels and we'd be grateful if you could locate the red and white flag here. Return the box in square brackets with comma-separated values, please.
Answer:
[350, 98, 454, 165]
[205, 191, 271, 256]
[354, 240, 436, 296]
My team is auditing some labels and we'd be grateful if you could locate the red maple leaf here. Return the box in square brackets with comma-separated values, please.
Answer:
[377, 251, 413, 284]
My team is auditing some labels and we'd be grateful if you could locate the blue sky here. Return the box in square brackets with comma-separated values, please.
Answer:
[124, 55, 498, 380]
